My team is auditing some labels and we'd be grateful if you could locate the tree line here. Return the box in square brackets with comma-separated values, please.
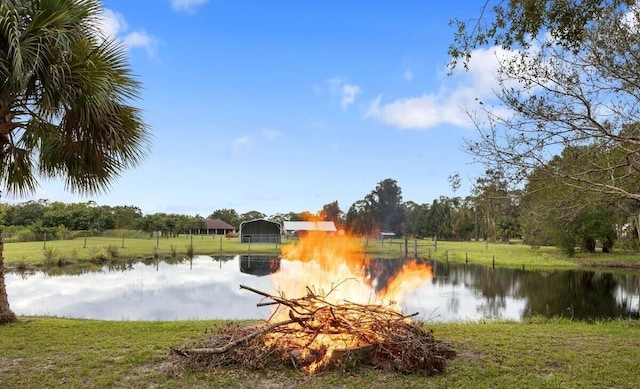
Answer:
[4, 169, 639, 256]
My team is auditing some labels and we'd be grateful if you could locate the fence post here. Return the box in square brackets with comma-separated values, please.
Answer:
[404, 236, 408, 257]
[43, 232, 46, 249]
[121, 232, 125, 248]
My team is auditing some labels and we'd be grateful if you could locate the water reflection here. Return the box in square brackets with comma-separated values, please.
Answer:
[5, 256, 639, 321]
[239, 255, 280, 276]
[427, 261, 640, 321]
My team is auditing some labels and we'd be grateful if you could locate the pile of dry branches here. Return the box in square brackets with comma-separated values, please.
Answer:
[170, 284, 456, 375]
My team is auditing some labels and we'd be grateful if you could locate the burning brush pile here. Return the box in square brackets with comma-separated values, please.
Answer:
[170, 231, 456, 375]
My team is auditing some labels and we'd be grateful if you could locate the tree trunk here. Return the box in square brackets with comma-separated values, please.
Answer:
[0, 228, 18, 324]
[581, 237, 596, 253]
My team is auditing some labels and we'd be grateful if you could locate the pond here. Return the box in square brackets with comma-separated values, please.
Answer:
[6, 255, 640, 322]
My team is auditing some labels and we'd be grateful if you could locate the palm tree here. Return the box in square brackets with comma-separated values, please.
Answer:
[0, 0, 150, 324]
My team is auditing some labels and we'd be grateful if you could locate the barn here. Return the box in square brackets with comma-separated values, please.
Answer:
[282, 220, 337, 237]
[192, 219, 236, 235]
[238, 219, 281, 243]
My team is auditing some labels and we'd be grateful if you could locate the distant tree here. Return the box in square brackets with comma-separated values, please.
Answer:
[319, 200, 344, 227]
[41, 202, 71, 229]
[112, 206, 143, 230]
[272, 211, 303, 222]
[208, 208, 239, 227]
[0, 0, 150, 324]
[472, 169, 519, 241]
[183, 214, 206, 233]
[521, 153, 619, 254]
[4, 200, 47, 226]
[66, 202, 95, 230]
[368, 178, 406, 235]
[426, 192, 478, 242]
[345, 199, 377, 236]
[91, 205, 115, 232]
[239, 211, 266, 224]
[404, 201, 430, 238]
[138, 214, 165, 235]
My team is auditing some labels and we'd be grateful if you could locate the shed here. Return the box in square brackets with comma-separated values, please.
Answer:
[283, 221, 337, 237]
[193, 219, 236, 235]
[379, 231, 396, 240]
[239, 219, 281, 243]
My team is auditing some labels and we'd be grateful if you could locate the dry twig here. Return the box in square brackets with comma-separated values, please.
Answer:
[170, 284, 456, 375]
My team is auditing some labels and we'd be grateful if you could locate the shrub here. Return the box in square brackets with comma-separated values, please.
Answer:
[170, 244, 178, 259]
[186, 243, 194, 259]
[43, 247, 59, 265]
[106, 244, 119, 259]
[89, 247, 108, 263]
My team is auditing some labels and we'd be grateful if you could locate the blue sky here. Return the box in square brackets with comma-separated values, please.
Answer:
[19, 1, 504, 217]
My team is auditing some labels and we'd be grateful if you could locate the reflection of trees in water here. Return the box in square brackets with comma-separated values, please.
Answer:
[432, 261, 522, 318]
[8, 255, 239, 278]
[518, 271, 639, 320]
[430, 261, 639, 320]
[615, 273, 640, 314]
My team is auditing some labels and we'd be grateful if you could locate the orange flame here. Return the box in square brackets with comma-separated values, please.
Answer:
[274, 230, 433, 304]
[265, 229, 433, 373]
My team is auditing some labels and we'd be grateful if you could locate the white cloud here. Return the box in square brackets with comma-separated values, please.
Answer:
[231, 136, 252, 156]
[621, 6, 640, 32]
[365, 94, 472, 129]
[328, 77, 361, 110]
[171, 0, 210, 12]
[97, 9, 158, 56]
[97, 9, 127, 39]
[123, 31, 158, 56]
[365, 46, 515, 130]
[340, 84, 361, 110]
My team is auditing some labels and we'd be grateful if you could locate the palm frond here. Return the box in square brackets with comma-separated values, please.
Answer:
[0, 0, 151, 196]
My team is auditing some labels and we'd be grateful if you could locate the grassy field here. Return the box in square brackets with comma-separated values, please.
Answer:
[1, 317, 638, 388]
[2, 237, 639, 387]
[3, 234, 284, 267]
[4, 234, 639, 271]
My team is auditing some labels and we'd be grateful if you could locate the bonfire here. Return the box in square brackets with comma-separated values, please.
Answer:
[170, 230, 456, 375]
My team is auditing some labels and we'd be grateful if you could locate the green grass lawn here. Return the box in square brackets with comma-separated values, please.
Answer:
[1, 317, 638, 388]
[3, 234, 285, 267]
[4, 235, 640, 271]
